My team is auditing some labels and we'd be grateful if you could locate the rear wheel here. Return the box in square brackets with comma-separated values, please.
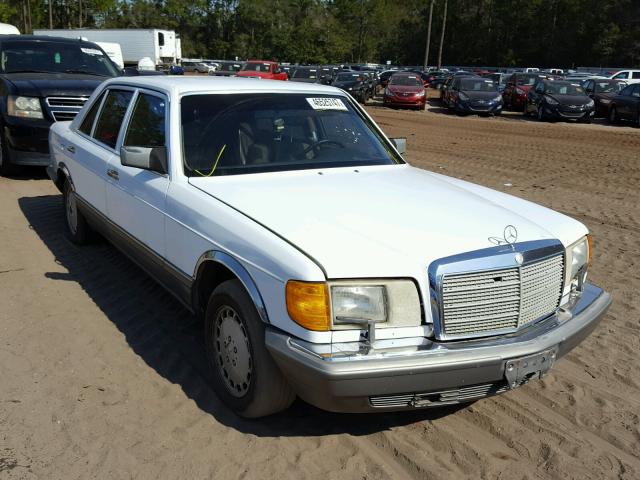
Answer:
[63, 178, 90, 244]
[205, 280, 295, 418]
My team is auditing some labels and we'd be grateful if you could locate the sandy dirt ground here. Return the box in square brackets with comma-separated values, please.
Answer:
[1, 95, 639, 480]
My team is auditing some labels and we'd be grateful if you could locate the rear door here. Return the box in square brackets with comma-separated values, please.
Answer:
[105, 89, 170, 257]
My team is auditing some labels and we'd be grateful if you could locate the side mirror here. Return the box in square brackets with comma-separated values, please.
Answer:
[389, 137, 407, 155]
[121, 146, 167, 174]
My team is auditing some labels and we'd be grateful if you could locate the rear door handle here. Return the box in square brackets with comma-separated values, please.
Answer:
[67, 145, 75, 154]
[107, 169, 119, 181]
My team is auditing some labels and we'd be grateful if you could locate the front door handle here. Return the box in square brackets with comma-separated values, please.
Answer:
[67, 145, 75, 154]
[107, 169, 119, 181]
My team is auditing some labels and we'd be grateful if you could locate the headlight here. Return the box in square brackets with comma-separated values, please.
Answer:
[417, 90, 426, 97]
[331, 286, 387, 324]
[286, 280, 421, 331]
[8, 95, 44, 119]
[545, 96, 559, 105]
[458, 92, 469, 101]
[587, 99, 595, 107]
[493, 95, 503, 102]
[515, 88, 525, 95]
[565, 235, 591, 293]
[599, 98, 611, 104]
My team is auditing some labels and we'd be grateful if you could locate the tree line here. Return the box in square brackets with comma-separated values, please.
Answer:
[1, 0, 638, 68]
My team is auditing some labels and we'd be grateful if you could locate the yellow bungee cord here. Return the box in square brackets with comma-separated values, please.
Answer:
[194, 144, 227, 177]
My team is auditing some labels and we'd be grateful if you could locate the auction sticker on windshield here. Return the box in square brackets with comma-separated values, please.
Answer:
[306, 97, 348, 111]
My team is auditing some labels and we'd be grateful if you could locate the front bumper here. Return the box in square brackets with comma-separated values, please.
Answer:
[544, 105, 594, 121]
[455, 100, 502, 114]
[2, 116, 52, 166]
[266, 283, 610, 413]
[384, 95, 426, 107]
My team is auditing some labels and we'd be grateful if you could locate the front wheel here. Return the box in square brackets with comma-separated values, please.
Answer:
[537, 105, 547, 122]
[0, 128, 18, 177]
[608, 106, 619, 124]
[205, 280, 295, 418]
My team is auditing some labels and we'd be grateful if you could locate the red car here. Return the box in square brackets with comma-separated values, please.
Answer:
[383, 73, 426, 110]
[502, 73, 542, 111]
[236, 61, 288, 81]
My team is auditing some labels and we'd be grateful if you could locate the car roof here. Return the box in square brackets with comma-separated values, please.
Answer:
[101, 76, 341, 96]
[0, 34, 101, 47]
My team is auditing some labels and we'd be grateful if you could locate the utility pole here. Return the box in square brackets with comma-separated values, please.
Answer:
[423, 0, 435, 71]
[79, 0, 82, 27]
[48, 0, 53, 29]
[437, 0, 448, 70]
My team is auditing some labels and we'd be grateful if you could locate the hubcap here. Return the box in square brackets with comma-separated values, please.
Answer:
[66, 188, 78, 235]
[214, 306, 252, 398]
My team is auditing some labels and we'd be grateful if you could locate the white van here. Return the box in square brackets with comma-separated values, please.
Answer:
[0, 23, 20, 35]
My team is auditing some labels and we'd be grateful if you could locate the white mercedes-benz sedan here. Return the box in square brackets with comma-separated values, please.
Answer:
[47, 76, 611, 417]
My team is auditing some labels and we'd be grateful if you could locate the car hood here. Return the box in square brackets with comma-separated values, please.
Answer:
[548, 94, 591, 105]
[1, 72, 107, 97]
[189, 164, 586, 279]
[460, 90, 500, 100]
[387, 85, 423, 94]
[333, 80, 360, 88]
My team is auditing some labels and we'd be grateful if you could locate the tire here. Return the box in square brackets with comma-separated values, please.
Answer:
[0, 128, 18, 177]
[537, 105, 547, 122]
[204, 279, 295, 418]
[63, 178, 90, 244]
[523, 101, 529, 116]
[636, 111, 640, 128]
[608, 106, 619, 124]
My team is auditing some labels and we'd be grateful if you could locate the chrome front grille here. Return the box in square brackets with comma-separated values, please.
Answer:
[45, 96, 89, 122]
[370, 381, 509, 408]
[440, 253, 564, 339]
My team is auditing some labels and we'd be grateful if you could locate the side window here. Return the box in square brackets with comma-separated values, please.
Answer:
[614, 72, 628, 79]
[158, 32, 165, 47]
[93, 90, 134, 149]
[79, 92, 105, 135]
[621, 85, 633, 96]
[124, 93, 166, 147]
[633, 72, 640, 79]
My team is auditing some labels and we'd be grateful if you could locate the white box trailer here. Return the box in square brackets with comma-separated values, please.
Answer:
[33, 29, 181, 68]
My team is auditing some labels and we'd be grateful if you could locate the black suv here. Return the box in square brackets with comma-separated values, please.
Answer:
[0, 35, 119, 175]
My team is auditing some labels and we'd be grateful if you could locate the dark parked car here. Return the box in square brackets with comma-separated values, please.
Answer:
[524, 80, 594, 123]
[582, 79, 627, 117]
[503, 73, 542, 111]
[483, 72, 509, 92]
[383, 72, 426, 110]
[445, 76, 503, 116]
[379, 70, 397, 88]
[332, 71, 369, 103]
[607, 83, 640, 126]
[440, 72, 479, 105]
[208, 61, 244, 77]
[0, 35, 119, 175]
[290, 66, 322, 84]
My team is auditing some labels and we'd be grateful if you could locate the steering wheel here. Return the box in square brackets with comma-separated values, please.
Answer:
[297, 139, 345, 159]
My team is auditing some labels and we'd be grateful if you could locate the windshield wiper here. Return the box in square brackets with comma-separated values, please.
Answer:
[3, 69, 52, 74]
[63, 69, 105, 76]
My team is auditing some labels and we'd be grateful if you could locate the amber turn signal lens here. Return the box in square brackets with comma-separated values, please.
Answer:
[587, 234, 593, 265]
[286, 281, 330, 331]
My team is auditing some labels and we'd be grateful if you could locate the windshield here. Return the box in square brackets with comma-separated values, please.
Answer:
[292, 68, 317, 79]
[516, 74, 539, 86]
[242, 63, 272, 72]
[595, 81, 626, 93]
[545, 83, 584, 95]
[335, 73, 361, 82]
[181, 94, 402, 177]
[0, 40, 119, 76]
[389, 75, 422, 86]
[460, 79, 497, 91]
